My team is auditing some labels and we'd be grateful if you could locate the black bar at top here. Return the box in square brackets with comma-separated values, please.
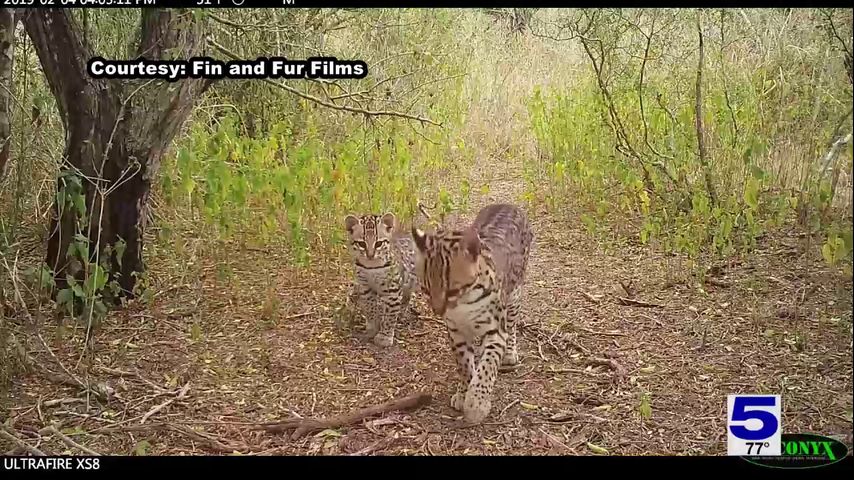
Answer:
[14, 0, 851, 9]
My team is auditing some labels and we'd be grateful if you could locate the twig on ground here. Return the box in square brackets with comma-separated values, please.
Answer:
[499, 399, 521, 418]
[347, 436, 397, 456]
[584, 357, 627, 379]
[43, 398, 86, 408]
[283, 311, 313, 320]
[1, 256, 110, 401]
[704, 278, 732, 288]
[575, 327, 626, 337]
[257, 391, 432, 440]
[141, 382, 191, 424]
[88, 422, 246, 453]
[548, 411, 609, 423]
[581, 292, 603, 304]
[0, 425, 46, 456]
[37, 426, 101, 456]
[616, 296, 663, 308]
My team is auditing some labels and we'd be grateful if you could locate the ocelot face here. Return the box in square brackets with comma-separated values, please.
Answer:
[411, 226, 480, 316]
[345, 213, 396, 266]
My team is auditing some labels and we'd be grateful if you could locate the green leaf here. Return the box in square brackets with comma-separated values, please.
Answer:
[133, 440, 151, 456]
[639, 393, 652, 419]
[587, 442, 609, 455]
[84, 265, 108, 294]
[743, 177, 759, 210]
[822, 241, 835, 266]
[315, 429, 342, 438]
[39, 268, 56, 290]
[73, 193, 86, 219]
[56, 288, 74, 306]
[190, 322, 202, 342]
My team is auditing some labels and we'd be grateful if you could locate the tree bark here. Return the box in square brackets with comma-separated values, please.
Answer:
[22, 9, 213, 297]
[0, 8, 18, 182]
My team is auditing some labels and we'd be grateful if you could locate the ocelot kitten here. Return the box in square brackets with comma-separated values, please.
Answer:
[344, 213, 418, 347]
[412, 203, 533, 423]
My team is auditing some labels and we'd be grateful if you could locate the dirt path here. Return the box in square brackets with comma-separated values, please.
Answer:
[4, 152, 852, 456]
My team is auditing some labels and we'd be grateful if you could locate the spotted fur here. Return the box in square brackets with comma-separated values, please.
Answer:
[344, 213, 417, 347]
[412, 203, 533, 423]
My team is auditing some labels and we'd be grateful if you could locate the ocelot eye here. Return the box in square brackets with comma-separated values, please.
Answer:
[354, 240, 367, 249]
[447, 288, 460, 298]
[375, 240, 388, 247]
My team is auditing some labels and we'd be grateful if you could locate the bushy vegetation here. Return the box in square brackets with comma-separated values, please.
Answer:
[524, 9, 853, 268]
[153, 9, 479, 267]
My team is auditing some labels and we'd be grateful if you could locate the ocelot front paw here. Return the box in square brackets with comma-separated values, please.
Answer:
[463, 390, 492, 424]
[450, 390, 466, 411]
[372, 332, 394, 347]
[501, 349, 518, 366]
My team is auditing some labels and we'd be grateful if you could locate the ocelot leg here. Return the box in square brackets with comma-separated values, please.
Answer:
[502, 287, 522, 366]
[353, 288, 381, 341]
[448, 328, 476, 411]
[464, 317, 507, 423]
[372, 287, 403, 347]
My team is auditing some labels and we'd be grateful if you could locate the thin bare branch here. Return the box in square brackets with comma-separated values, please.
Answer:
[38, 426, 101, 456]
[637, 13, 674, 161]
[694, 10, 718, 207]
[208, 38, 442, 127]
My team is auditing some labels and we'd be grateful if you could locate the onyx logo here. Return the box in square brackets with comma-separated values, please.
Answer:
[742, 433, 849, 469]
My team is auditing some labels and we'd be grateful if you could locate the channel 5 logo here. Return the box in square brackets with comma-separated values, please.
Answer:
[727, 394, 782, 456]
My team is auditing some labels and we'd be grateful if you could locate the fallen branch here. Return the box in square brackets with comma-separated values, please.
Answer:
[258, 391, 432, 440]
[0, 425, 46, 456]
[37, 426, 101, 456]
[616, 296, 663, 308]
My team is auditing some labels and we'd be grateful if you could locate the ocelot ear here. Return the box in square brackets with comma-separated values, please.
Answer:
[462, 227, 480, 259]
[412, 227, 428, 252]
[381, 212, 396, 231]
[345, 215, 359, 233]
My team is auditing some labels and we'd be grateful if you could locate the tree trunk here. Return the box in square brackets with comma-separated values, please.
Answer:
[0, 8, 17, 181]
[22, 9, 213, 297]
[694, 10, 717, 208]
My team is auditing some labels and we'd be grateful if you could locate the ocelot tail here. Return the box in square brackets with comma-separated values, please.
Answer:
[344, 212, 418, 347]
[412, 203, 533, 423]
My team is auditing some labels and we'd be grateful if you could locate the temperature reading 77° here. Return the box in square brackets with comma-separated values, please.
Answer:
[745, 441, 770, 455]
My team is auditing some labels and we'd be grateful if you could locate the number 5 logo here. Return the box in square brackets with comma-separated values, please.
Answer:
[727, 395, 781, 456]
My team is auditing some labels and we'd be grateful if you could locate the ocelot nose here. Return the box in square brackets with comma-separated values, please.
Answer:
[430, 298, 446, 316]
